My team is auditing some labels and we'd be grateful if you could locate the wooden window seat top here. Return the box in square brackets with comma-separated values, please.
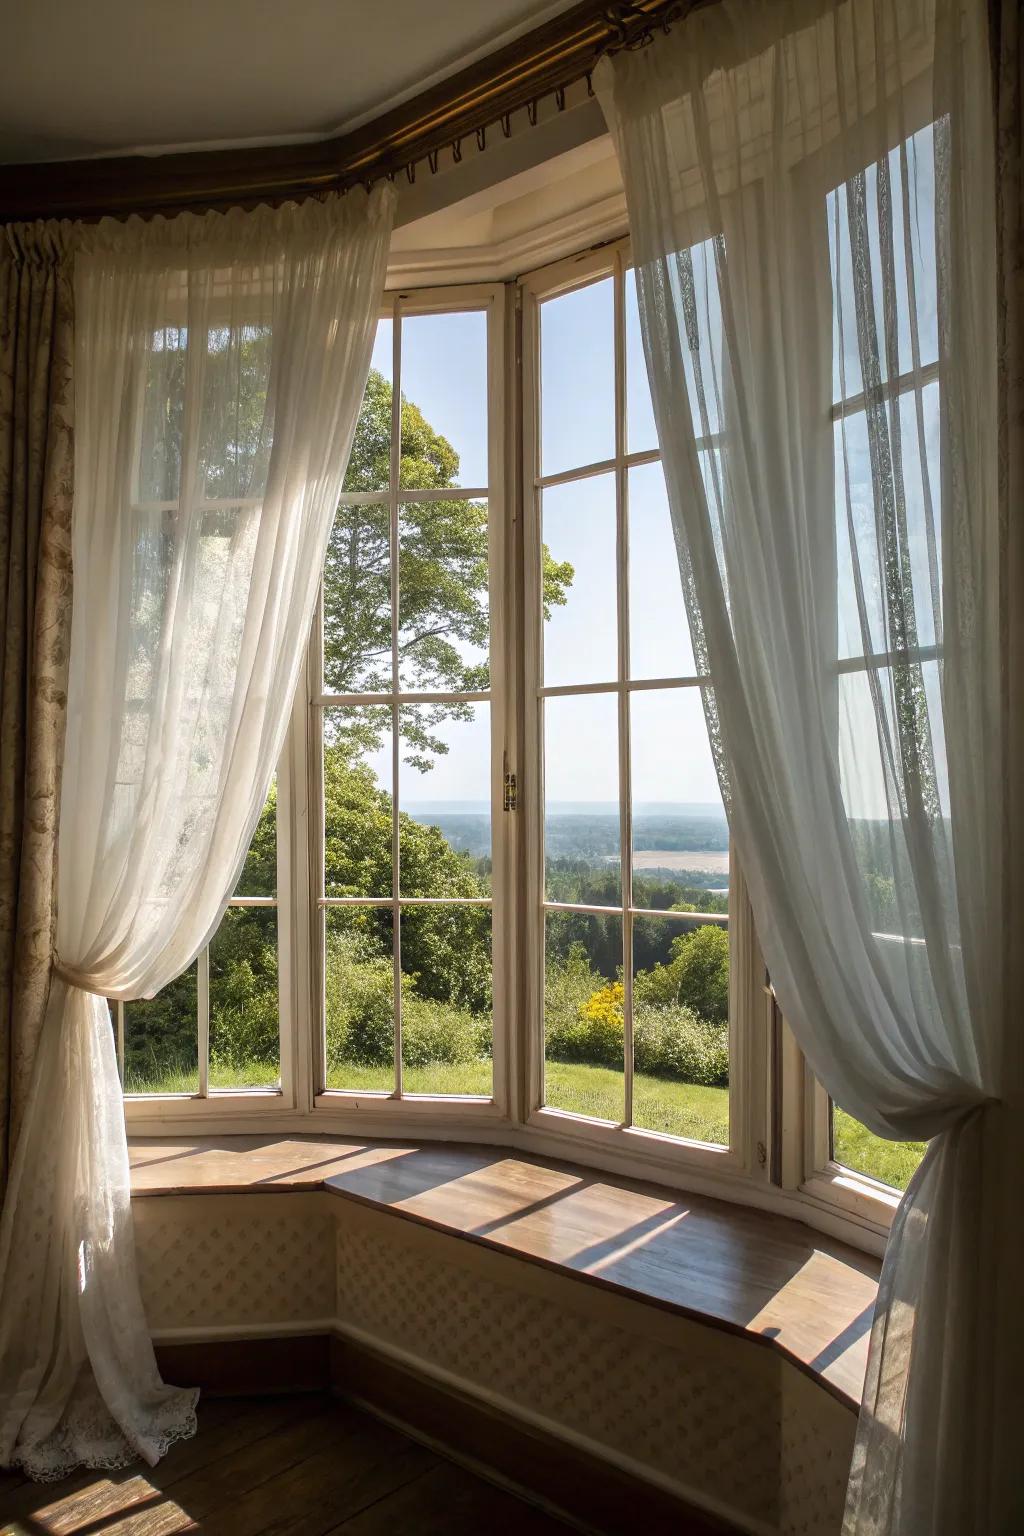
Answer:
[129, 1134, 878, 1408]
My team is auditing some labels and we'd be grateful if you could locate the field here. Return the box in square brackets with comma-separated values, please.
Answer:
[630, 849, 730, 875]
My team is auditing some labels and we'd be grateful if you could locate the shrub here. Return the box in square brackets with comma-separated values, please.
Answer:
[545, 962, 729, 1088]
[324, 924, 492, 1070]
[545, 976, 624, 1068]
[208, 957, 279, 1069]
[633, 1004, 729, 1087]
[324, 926, 398, 1069]
[208, 912, 280, 1070]
[400, 995, 492, 1067]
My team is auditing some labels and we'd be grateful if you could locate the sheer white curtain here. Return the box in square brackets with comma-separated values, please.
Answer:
[0, 185, 394, 1480]
[598, 1, 1019, 1530]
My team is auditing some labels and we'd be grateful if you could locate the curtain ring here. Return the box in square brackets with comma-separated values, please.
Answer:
[527, 99, 538, 127]
[406, 161, 416, 184]
[427, 148, 440, 175]
[476, 125, 486, 152]
[452, 137, 463, 163]
[585, 71, 595, 98]
[555, 85, 566, 112]
[501, 112, 512, 138]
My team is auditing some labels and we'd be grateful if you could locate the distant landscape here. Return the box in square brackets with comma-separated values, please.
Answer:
[406, 800, 731, 899]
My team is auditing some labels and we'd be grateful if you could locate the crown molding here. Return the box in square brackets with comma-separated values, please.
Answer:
[0, 0, 695, 223]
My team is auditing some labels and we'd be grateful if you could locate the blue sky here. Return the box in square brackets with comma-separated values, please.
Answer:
[355, 279, 724, 814]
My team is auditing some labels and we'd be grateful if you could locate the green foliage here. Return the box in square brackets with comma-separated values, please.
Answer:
[209, 910, 279, 1070]
[633, 924, 729, 1024]
[542, 940, 729, 1088]
[326, 369, 572, 767]
[632, 1005, 729, 1087]
[323, 923, 490, 1072]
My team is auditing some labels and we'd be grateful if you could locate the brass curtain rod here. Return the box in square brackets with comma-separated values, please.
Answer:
[0, 0, 703, 225]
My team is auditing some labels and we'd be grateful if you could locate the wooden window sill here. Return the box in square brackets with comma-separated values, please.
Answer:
[129, 1134, 878, 1408]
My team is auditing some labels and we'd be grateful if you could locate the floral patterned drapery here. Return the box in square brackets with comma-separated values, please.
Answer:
[0, 222, 73, 1192]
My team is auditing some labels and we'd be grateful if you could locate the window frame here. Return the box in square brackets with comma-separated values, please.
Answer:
[308, 281, 514, 1128]
[797, 346, 942, 1235]
[517, 238, 769, 1186]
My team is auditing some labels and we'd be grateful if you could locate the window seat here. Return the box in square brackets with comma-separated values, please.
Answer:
[129, 1133, 878, 1409]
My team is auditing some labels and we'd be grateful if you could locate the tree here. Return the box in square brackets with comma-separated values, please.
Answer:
[324, 369, 573, 766]
[633, 924, 729, 1024]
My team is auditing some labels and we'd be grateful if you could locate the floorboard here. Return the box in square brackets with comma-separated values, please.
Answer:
[0, 1395, 576, 1536]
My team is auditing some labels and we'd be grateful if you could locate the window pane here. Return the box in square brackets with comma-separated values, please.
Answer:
[544, 910, 623, 1122]
[400, 905, 493, 1097]
[631, 688, 727, 905]
[324, 706, 393, 900]
[832, 1104, 927, 1192]
[398, 499, 489, 692]
[234, 777, 277, 898]
[138, 326, 186, 503]
[542, 473, 617, 688]
[626, 267, 658, 455]
[198, 324, 274, 502]
[632, 916, 730, 1145]
[342, 319, 393, 494]
[839, 662, 950, 940]
[541, 276, 615, 475]
[323, 500, 391, 694]
[628, 461, 695, 679]
[835, 382, 941, 662]
[671, 239, 725, 437]
[209, 908, 279, 1090]
[399, 703, 492, 897]
[400, 311, 488, 491]
[544, 692, 620, 905]
[123, 962, 198, 1095]
[325, 905, 395, 1092]
[829, 122, 939, 405]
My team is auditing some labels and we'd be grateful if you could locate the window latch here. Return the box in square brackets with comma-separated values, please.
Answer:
[503, 770, 518, 813]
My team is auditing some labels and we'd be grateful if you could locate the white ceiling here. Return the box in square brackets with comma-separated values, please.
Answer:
[0, 0, 580, 165]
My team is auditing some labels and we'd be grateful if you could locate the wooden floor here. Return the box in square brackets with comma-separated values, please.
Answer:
[0, 1394, 576, 1536]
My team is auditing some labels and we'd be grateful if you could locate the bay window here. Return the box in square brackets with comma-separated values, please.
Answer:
[119, 191, 940, 1250]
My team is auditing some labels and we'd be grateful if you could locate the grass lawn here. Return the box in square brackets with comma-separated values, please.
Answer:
[124, 1060, 280, 1095]
[126, 1054, 924, 1192]
[544, 1061, 730, 1146]
[325, 1060, 494, 1096]
[832, 1109, 926, 1192]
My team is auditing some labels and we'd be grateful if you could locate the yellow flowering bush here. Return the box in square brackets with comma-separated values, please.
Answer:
[582, 981, 624, 1026]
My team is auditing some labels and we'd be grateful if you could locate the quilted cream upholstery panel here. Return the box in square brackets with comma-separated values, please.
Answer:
[134, 1192, 335, 1331]
[134, 1190, 854, 1534]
